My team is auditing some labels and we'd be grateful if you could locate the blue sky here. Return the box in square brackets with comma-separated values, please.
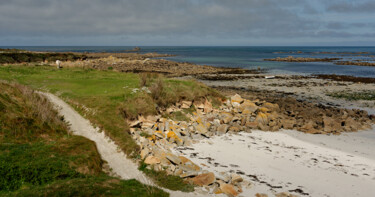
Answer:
[0, 0, 374, 46]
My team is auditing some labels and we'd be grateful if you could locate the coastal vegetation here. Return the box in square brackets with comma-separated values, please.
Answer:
[0, 64, 221, 191]
[0, 52, 87, 64]
[0, 82, 168, 196]
[327, 90, 375, 101]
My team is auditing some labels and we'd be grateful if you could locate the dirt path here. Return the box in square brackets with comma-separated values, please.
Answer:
[41, 92, 208, 197]
[41, 92, 149, 181]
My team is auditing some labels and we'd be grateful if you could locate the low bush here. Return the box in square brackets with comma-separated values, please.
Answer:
[119, 93, 157, 120]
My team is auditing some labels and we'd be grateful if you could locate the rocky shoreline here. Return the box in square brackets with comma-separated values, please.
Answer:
[60, 53, 262, 77]
[335, 60, 375, 67]
[128, 91, 374, 196]
[264, 55, 375, 67]
[264, 56, 341, 62]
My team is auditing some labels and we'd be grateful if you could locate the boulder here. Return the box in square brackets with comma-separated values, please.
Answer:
[195, 123, 208, 135]
[140, 148, 150, 159]
[229, 126, 241, 132]
[323, 116, 341, 133]
[213, 119, 221, 126]
[154, 130, 165, 139]
[301, 120, 321, 134]
[231, 94, 244, 106]
[219, 181, 238, 197]
[174, 168, 183, 176]
[141, 121, 154, 129]
[282, 119, 296, 129]
[221, 112, 234, 124]
[180, 171, 199, 178]
[258, 107, 270, 113]
[213, 187, 223, 194]
[166, 131, 183, 145]
[181, 101, 192, 109]
[179, 156, 201, 172]
[255, 112, 269, 125]
[204, 100, 213, 113]
[275, 192, 299, 197]
[189, 172, 216, 186]
[263, 102, 280, 112]
[195, 103, 205, 109]
[166, 153, 182, 165]
[231, 174, 243, 184]
[245, 121, 258, 129]
[216, 172, 231, 183]
[217, 124, 229, 134]
[239, 100, 258, 113]
[129, 120, 141, 128]
[144, 156, 161, 165]
[343, 117, 361, 131]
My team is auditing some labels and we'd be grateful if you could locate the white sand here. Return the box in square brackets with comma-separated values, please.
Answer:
[175, 129, 375, 197]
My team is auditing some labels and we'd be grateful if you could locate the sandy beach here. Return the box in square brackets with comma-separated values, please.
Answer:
[173, 74, 375, 196]
[175, 128, 375, 197]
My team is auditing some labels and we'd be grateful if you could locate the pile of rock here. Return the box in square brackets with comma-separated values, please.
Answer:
[272, 97, 374, 134]
[130, 94, 284, 196]
[217, 87, 375, 135]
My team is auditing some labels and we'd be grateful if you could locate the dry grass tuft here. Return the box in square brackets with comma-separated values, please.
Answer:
[0, 82, 68, 142]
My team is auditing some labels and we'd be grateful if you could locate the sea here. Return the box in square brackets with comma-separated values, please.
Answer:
[4, 46, 375, 78]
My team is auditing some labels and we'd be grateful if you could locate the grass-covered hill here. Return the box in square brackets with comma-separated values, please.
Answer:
[0, 64, 221, 192]
[0, 82, 168, 196]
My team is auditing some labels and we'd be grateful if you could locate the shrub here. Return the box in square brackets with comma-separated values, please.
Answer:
[119, 93, 157, 120]
[149, 78, 166, 106]
[139, 73, 148, 87]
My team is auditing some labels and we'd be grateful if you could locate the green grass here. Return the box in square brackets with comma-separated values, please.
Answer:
[0, 82, 168, 196]
[139, 162, 194, 192]
[0, 143, 82, 191]
[0, 65, 141, 156]
[2, 176, 168, 197]
[327, 91, 375, 101]
[0, 64, 221, 191]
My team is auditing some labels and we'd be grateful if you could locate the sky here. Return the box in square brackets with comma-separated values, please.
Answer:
[0, 0, 374, 46]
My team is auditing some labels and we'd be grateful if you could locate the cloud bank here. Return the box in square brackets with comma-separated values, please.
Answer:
[0, 0, 374, 45]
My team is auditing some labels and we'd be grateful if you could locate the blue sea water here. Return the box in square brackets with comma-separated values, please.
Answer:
[4, 46, 375, 78]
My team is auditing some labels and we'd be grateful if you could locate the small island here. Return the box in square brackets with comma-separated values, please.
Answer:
[264, 56, 341, 62]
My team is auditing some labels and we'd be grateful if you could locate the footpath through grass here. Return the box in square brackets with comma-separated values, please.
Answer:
[0, 82, 168, 196]
[0, 65, 141, 156]
[0, 64, 220, 191]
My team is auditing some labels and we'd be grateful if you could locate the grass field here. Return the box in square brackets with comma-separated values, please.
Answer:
[0, 64, 220, 191]
[0, 82, 168, 196]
